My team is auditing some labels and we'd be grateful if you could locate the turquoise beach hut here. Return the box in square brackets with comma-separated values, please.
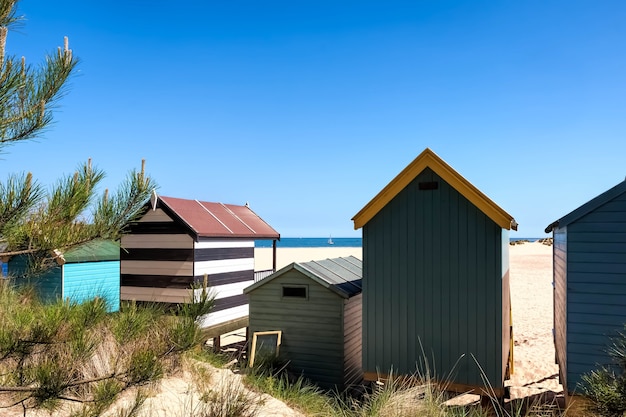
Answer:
[545, 178, 626, 397]
[8, 240, 121, 312]
[352, 148, 517, 397]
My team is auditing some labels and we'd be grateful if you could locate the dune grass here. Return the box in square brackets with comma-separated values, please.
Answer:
[0, 280, 212, 416]
[216, 351, 573, 417]
[0, 278, 597, 417]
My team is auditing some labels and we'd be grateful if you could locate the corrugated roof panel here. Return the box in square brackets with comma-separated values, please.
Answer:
[244, 256, 362, 298]
[331, 256, 363, 277]
[158, 196, 279, 239]
[300, 256, 362, 297]
[304, 260, 360, 285]
[160, 197, 231, 236]
[195, 202, 252, 236]
[226, 204, 280, 238]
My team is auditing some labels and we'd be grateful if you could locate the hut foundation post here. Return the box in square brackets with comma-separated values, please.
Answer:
[272, 239, 277, 271]
[212, 336, 221, 353]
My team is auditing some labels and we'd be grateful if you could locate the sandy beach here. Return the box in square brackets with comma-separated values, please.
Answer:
[255, 241, 561, 400]
[254, 246, 363, 271]
[507, 241, 562, 399]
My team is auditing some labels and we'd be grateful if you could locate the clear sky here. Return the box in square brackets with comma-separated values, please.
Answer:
[2, 1, 625, 238]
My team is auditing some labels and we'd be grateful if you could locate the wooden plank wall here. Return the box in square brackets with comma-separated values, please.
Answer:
[553, 228, 568, 391]
[121, 208, 254, 328]
[501, 230, 511, 382]
[8, 256, 63, 303]
[63, 261, 121, 312]
[248, 270, 345, 389]
[343, 293, 363, 388]
[564, 192, 626, 392]
[362, 168, 504, 388]
[194, 239, 254, 329]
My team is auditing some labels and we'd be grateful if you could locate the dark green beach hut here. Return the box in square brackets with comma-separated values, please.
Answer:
[352, 148, 517, 396]
[545, 178, 626, 397]
[244, 256, 362, 390]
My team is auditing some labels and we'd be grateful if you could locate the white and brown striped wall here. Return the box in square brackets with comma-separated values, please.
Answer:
[120, 208, 254, 328]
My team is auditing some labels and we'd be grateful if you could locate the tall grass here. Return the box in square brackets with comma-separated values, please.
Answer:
[0, 280, 208, 415]
[234, 355, 568, 417]
[245, 368, 336, 416]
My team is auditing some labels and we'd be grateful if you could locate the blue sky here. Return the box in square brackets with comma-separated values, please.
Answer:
[2, 1, 625, 238]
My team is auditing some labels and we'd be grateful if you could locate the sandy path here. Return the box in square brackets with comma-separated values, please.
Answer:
[507, 241, 562, 399]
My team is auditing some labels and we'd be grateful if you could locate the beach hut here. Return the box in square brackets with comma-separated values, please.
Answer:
[243, 256, 362, 391]
[120, 192, 280, 335]
[352, 148, 517, 396]
[7, 239, 121, 312]
[545, 178, 626, 396]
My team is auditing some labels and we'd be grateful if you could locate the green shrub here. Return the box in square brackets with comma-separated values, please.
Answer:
[126, 348, 163, 385]
[92, 379, 124, 410]
[178, 283, 215, 320]
[169, 315, 201, 351]
[112, 300, 162, 344]
[29, 357, 70, 409]
[72, 296, 109, 328]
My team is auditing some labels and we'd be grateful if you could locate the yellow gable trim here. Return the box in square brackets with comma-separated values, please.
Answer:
[352, 148, 517, 230]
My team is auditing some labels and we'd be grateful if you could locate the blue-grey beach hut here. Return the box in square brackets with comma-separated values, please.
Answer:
[545, 178, 626, 396]
[7, 239, 121, 312]
[244, 256, 362, 390]
[352, 148, 517, 396]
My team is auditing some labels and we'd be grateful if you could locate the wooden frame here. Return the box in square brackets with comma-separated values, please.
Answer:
[249, 330, 282, 367]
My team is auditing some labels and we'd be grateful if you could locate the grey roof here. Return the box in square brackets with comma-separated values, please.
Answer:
[244, 256, 362, 298]
[545, 179, 626, 233]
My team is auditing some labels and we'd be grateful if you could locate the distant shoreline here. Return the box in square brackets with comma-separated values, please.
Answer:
[255, 236, 545, 248]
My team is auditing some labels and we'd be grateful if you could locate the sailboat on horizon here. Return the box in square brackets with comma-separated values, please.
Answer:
[328, 235, 334, 245]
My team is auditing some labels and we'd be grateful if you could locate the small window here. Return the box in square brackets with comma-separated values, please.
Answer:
[282, 285, 308, 299]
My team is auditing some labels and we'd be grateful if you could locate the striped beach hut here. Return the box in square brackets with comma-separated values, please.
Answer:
[7, 239, 121, 312]
[244, 256, 362, 390]
[352, 148, 517, 396]
[120, 193, 279, 333]
[545, 178, 626, 396]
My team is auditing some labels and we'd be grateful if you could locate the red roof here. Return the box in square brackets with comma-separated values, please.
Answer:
[158, 196, 279, 239]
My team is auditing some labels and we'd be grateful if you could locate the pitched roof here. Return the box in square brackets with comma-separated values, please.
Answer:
[65, 240, 120, 263]
[545, 179, 626, 233]
[244, 256, 362, 299]
[352, 148, 517, 231]
[157, 195, 280, 239]
[56, 240, 120, 264]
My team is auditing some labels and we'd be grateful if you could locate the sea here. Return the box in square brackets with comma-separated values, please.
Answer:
[255, 237, 541, 248]
[255, 237, 362, 248]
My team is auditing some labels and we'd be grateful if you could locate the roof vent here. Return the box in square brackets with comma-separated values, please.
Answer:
[418, 181, 439, 190]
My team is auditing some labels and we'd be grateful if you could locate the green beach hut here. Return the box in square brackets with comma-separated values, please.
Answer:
[352, 148, 517, 396]
[7, 239, 121, 312]
[244, 256, 362, 391]
[545, 178, 626, 398]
